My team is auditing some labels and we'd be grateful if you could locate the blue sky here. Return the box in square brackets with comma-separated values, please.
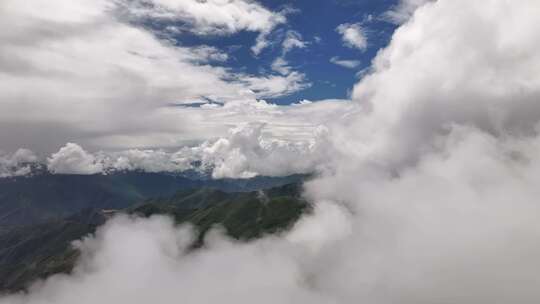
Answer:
[162, 0, 401, 104]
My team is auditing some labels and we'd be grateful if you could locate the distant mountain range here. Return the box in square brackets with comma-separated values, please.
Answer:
[0, 182, 308, 292]
[0, 170, 305, 229]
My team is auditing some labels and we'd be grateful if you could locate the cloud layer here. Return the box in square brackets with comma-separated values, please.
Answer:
[4, 0, 540, 303]
[128, 0, 285, 35]
[0, 0, 310, 154]
[43, 120, 333, 178]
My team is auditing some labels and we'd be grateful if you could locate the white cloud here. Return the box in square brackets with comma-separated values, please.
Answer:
[46, 143, 195, 175]
[40, 100, 355, 178]
[302, 126, 540, 303]
[271, 57, 292, 75]
[0, 148, 38, 178]
[123, 0, 288, 55]
[124, 0, 286, 36]
[0, 215, 338, 304]
[239, 72, 311, 98]
[250, 7, 299, 55]
[0, 0, 308, 154]
[29, 98, 354, 178]
[282, 30, 307, 54]
[382, 0, 434, 24]
[330, 57, 361, 69]
[47, 143, 104, 174]
[104, 149, 194, 173]
[336, 23, 367, 51]
[270, 31, 308, 79]
[337, 0, 540, 170]
[302, 1, 540, 300]
[251, 31, 273, 55]
[197, 123, 330, 178]
[8, 129, 540, 304]
[189, 46, 229, 62]
[6, 1, 540, 303]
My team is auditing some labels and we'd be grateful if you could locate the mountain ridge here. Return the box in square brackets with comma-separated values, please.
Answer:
[0, 171, 305, 228]
[0, 182, 309, 292]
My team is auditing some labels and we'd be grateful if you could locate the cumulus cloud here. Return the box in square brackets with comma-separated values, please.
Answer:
[46, 142, 194, 175]
[303, 0, 540, 300]
[301, 126, 540, 303]
[104, 149, 194, 173]
[47, 143, 104, 174]
[1, 98, 353, 178]
[339, 0, 540, 171]
[41, 114, 345, 178]
[329, 57, 361, 69]
[197, 123, 330, 178]
[336, 23, 367, 51]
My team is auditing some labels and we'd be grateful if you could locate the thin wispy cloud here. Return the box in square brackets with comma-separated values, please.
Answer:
[330, 57, 361, 69]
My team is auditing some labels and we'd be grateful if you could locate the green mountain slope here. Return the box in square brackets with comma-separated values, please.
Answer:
[0, 209, 106, 292]
[135, 183, 307, 244]
[0, 171, 304, 228]
[0, 183, 309, 292]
